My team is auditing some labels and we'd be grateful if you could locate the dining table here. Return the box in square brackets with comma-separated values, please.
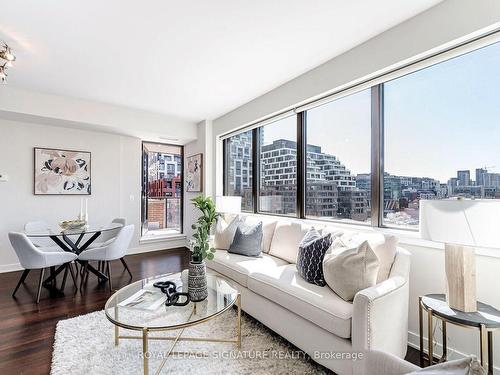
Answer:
[25, 223, 123, 288]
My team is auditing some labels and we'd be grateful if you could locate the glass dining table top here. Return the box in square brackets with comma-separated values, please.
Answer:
[24, 223, 123, 238]
[105, 272, 239, 331]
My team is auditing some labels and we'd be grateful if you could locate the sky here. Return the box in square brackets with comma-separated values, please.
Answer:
[263, 41, 500, 183]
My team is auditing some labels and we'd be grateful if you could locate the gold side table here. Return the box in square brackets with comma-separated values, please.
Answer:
[419, 294, 500, 375]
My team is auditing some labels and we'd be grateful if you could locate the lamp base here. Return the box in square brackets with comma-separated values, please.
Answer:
[445, 243, 477, 312]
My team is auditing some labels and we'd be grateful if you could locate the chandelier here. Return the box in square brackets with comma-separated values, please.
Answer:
[0, 42, 16, 83]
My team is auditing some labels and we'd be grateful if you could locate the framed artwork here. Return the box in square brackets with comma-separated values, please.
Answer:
[186, 153, 203, 192]
[34, 147, 91, 195]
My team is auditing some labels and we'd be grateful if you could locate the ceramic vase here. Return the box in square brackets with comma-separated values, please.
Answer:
[188, 261, 208, 302]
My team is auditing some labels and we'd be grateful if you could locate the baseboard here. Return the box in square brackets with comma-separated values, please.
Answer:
[408, 330, 499, 374]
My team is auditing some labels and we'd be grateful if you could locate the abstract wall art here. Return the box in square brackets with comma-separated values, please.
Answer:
[34, 147, 91, 195]
[186, 153, 203, 192]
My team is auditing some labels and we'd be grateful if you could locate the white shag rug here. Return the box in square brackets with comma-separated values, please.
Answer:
[51, 308, 330, 374]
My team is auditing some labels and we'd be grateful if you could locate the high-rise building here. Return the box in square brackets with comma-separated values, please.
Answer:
[457, 170, 471, 186]
[260, 139, 368, 219]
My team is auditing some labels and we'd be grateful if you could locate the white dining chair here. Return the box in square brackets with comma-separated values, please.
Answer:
[78, 224, 134, 291]
[24, 221, 61, 250]
[91, 218, 132, 278]
[9, 232, 78, 303]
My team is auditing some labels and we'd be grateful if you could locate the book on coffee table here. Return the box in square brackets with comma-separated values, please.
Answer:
[118, 289, 166, 311]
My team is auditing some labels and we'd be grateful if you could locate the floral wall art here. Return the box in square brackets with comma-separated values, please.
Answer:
[34, 147, 91, 195]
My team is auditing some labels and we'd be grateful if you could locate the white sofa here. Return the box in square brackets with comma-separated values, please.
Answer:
[207, 214, 411, 375]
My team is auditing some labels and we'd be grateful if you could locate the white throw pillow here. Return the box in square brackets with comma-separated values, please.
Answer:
[214, 216, 243, 250]
[337, 232, 398, 283]
[242, 216, 277, 253]
[323, 241, 379, 301]
[269, 221, 313, 263]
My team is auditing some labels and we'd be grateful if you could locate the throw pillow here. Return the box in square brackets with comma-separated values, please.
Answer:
[337, 232, 398, 283]
[214, 216, 243, 250]
[228, 222, 263, 257]
[406, 357, 485, 375]
[323, 240, 379, 301]
[296, 228, 332, 286]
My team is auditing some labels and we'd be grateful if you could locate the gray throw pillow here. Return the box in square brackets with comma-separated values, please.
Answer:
[228, 222, 263, 257]
[323, 240, 379, 301]
[406, 357, 485, 374]
[296, 228, 332, 286]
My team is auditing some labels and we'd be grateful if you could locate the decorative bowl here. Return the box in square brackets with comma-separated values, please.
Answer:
[59, 220, 87, 231]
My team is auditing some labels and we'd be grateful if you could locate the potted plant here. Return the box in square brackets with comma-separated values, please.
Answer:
[188, 195, 220, 301]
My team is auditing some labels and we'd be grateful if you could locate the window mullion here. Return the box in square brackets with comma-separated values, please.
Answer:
[297, 112, 307, 219]
[252, 128, 259, 214]
[370, 84, 384, 227]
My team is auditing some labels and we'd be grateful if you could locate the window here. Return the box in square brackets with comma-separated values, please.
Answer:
[224, 130, 253, 211]
[221, 35, 500, 231]
[383, 41, 500, 229]
[305, 89, 371, 224]
[141, 142, 183, 235]
[259, 116, 297, 216]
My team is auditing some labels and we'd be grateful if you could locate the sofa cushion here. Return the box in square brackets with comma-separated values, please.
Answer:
[337, 231, 398, 283]
[268, 221, 314, 263]
[247, 264, 353, 338]
[241, 215, 277, 253]
[323, 240, 379, 301]
[228, 222, 263, 257]
[206, 250, 288, 287]
[214, 216, 243, 250]
[296, 229, 332, 286]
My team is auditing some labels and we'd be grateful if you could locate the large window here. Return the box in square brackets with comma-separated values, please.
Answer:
[222, 36, 500, 230]
[142, 142, 183, 235]
[383, 41, 500, 229]
[224, 130, 253, 212]
[259, 116, 297, 216]
[306, 89, 371, 224]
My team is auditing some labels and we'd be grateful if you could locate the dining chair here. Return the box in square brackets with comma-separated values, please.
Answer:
[93, 218, 132, 278]
[24, 221, 60, 249]
[9, 232, 78, 303]
[78, 224, 134, 291]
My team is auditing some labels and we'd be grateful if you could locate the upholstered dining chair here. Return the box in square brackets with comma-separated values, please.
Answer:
[78, 224, 134, 291]
[9, 232, 78, 303]
[92, 218, 132, 278]
[24, 221, 60, 249]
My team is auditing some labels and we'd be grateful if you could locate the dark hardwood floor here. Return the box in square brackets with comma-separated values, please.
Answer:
[0, 248, 420, 374]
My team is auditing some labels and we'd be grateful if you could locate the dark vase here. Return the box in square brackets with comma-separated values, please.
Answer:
[188, 261, 208, 302]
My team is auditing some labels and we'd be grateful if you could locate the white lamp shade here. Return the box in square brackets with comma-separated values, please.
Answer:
[420, 199, 500, 249]
[215, 196, 242, 214]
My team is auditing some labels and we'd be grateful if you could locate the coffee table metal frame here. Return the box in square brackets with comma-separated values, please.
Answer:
[105, 278, 241, 375]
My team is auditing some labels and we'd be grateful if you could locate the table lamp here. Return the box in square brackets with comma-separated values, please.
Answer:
[215, 196, 242, 215]
[420, 199, 500, 312]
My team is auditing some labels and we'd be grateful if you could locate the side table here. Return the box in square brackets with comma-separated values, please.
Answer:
[419, 294, 500, 375]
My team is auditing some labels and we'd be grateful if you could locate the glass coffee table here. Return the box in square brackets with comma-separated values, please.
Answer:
[105, 271, 241, 375]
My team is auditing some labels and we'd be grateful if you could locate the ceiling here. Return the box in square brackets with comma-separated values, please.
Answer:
[0, 0, 442, 123]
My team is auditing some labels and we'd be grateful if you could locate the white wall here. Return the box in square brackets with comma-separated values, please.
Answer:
[206, 0, 500, 370]
[0, 118, 186, 273]
[183, 120, 214, 240]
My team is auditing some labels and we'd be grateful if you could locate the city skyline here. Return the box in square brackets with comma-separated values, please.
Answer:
[263, 40, 500, 182]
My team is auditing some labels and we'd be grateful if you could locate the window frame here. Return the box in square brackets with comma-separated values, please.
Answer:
[141, 141, 184, 236]
[220, 31, 500, 231]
